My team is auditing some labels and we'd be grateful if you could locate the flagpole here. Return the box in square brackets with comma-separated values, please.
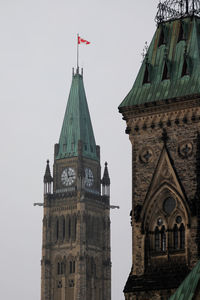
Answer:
[77, 33, 79, 72]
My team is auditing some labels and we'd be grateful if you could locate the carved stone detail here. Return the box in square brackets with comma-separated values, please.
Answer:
[178, 141, 193, 158]
[139, 147, 154, 164]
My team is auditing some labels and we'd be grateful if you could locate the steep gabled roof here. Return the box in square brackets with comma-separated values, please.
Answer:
[56, 70, 98, 161]
[119, 16, 200, 109]
[169, 260, 200, 300]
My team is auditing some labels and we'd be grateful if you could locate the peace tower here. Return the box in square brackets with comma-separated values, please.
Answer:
[40, 68, 111, 300]
[119, 0, 200, 299]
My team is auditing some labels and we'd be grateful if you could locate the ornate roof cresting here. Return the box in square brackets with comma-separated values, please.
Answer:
[155, 0, 200, 23]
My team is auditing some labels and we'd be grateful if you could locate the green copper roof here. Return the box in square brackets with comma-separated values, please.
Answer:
[119, 16, 200, 109]
[56, 71, 98, 161]
[169, 261, 200, 300]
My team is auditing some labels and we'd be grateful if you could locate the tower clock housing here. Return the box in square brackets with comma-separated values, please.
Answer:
[41, 68, 111, 300]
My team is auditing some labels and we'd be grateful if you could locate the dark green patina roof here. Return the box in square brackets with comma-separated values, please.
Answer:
[56, 70, 98, 161]
[169, 261, 200, 300]
[119, 16, 200, 109]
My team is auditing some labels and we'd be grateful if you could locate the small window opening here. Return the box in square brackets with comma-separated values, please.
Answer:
[158, 27, 165, 47]
[60, 262, 64, 274]
[181, 59, 189, 76]
[56, 219, 59, 241]
[68, 218, 71, 239]
[178, 24, 184, 42]
[143, 64, 150, 84]
[57, 262, 61, 274]
[70, 261, 75, 273]
[63, 218, 65, 240]
[161, 226, 166, 251]
[173, 224, 178, 249]
[180, 224, 185, 249]
[162, 62, 170, 80]
[155, 226, 160, 251]
[57, 280, 62, 288]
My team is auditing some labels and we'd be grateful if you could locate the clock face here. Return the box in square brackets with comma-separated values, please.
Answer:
[61, 167, 76, 186]
[84, 168, 94, 187]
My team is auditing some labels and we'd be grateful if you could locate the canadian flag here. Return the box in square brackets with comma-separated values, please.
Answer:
[78, 36, 90, 45]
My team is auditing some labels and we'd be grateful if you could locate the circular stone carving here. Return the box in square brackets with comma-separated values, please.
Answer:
[139, 148, 153, 164]
[176, 215, 182, 224]
[163, 197, 176, 214]
[178, 142, 193, 158]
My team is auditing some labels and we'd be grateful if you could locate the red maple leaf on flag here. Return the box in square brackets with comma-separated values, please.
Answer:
[78, 36, 90, 45]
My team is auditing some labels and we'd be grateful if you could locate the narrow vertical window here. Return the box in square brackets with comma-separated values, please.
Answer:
[61, 262, 64, 274]
[69, 218, 71, 239]
[63, 218, 65, 240]
[173, 224, 178, 249]
[180, 224, 185, 249]
[70, 261, 73, 274]
[74, 216, 77, 241]
[161, 226, 166, 251]
[155, 226, 160, 251]
[57, 262, 60, 275]
[56, 219, 59, 241]
[73, 261, 75, 273]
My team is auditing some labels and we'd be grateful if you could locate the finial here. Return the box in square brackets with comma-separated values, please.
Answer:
[141, 41, 149, 62]
[76, 67, 79, 74]
[47, 159, 49, 164]
[105, 161, 108, 167]
[72, 68, 75, 77]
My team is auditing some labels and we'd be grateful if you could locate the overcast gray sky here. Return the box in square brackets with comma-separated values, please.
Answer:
[0, 1, 158, 299]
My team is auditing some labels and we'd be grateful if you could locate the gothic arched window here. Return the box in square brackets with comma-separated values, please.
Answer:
[68, 217, 71, 239]
[180, 223, 185, 249]
[155, 226, 160, 251]
[62, 218, 65, 240]
[56, 219, 59, 241]
[173, 224, 178, 249]
[161, 226, 166, 251]
[57, 262, 61, 275]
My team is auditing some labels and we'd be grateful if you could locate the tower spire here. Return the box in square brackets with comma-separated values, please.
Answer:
[43, 160, 53, 194]
[56, 71, 98, 161]
[101, 162, 110, 196]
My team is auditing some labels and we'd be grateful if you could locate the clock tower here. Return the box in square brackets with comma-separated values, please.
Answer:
[41, 68, 111, 300]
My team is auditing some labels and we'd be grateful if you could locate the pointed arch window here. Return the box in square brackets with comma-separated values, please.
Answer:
[56, 219, 59, 241]
[68, 217, 71, 239]
[180, 223, 185, 249]
[57, 262, 61, 275]
[161, 226, 166, 251]
[173, 224, 178, 249]
[155, 226, 160, 251]
[62, 218, 66, 240]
